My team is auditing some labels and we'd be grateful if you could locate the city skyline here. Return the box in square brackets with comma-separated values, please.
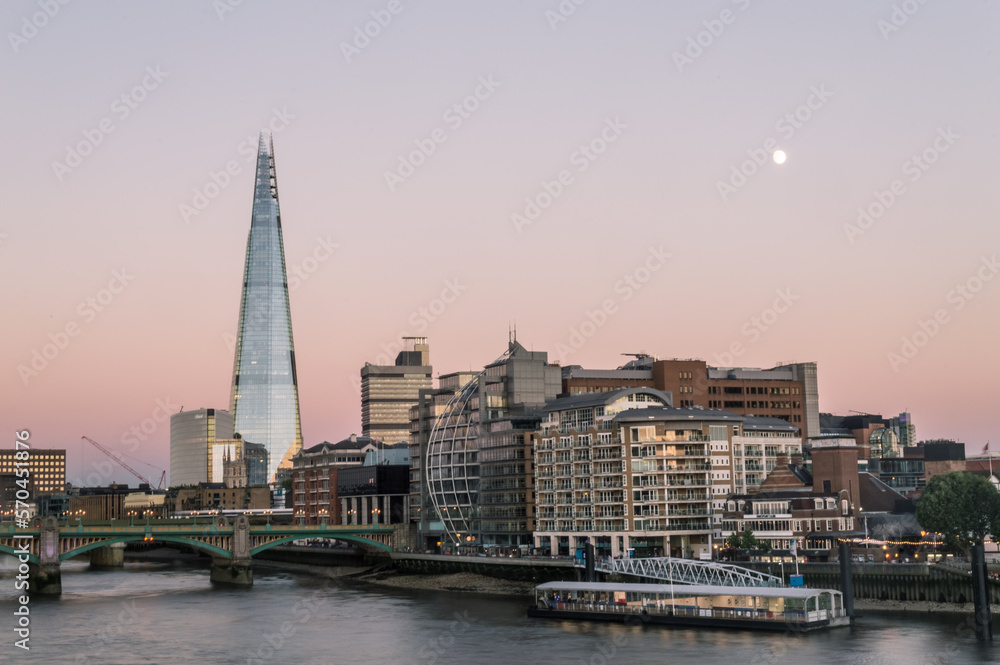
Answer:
[3, 2, 999, 485]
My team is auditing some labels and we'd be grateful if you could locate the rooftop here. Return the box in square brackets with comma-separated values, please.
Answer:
[543, 387, 672, 413]
[535, 581, 840, 599]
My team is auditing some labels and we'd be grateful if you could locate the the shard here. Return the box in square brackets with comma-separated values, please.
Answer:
[229, 133, 302, 483]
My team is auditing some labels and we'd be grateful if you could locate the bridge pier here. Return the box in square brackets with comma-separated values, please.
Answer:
[29, 516, 61, 595]
[210, 557, 254, 586]
[211, 514, 253, 587]
[90, 542, 126, 569]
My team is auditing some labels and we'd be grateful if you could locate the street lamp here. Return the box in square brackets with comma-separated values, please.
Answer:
[76, 510, 86, 527]
[319, 509, 328, 526]
[372, 508, 381, 527]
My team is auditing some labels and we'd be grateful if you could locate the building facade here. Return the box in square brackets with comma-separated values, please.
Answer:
[229, 134, 303, 482]
[209, 438, 269, 486]
[407, 371, 479, 535]
[422, 339, 561, 551]
[0, 448, 66, 498]
[169, 408, 234, 487]
[361, 337, 432, 445]
[562, 357, 819, 439]
[290, 436, 401, 525]
[338, 464, 410, 526]
[532, 388, 724, 559]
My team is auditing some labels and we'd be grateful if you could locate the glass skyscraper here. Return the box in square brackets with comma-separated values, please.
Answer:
[229, 134, 302, 483]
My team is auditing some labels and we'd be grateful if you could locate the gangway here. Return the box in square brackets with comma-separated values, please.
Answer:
[583, 556, 782, 587]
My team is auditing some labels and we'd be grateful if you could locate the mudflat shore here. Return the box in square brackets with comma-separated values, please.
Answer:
[357, 569, 536, 596]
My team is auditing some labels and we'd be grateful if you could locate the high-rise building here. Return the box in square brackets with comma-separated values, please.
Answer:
[229, 134, 303, 482]
[169, 409, 234, 486]
[361, 337, 432, 444]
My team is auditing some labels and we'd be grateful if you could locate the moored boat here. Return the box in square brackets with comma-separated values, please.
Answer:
[527, 581, 850, 632]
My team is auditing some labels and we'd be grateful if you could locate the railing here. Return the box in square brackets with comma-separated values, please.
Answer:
[590, 557, 782, 587]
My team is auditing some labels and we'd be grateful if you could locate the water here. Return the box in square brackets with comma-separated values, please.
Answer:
[2, 559, 999, 665]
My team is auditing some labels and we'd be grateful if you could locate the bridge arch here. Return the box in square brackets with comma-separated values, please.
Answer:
[60, 536, 233, 562]
[249, 534, 391, 556]
[0, 544, 38, 564]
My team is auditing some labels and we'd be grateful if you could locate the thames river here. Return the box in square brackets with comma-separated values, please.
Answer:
[3, 560, 999, 665]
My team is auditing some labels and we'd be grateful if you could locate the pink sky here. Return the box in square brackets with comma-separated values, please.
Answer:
[2, 1, 998, 484]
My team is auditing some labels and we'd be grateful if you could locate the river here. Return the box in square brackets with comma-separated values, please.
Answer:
[2, 559, 999, 664]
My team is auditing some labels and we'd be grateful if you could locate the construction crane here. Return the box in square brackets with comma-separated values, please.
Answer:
[81, 436, 166, 490]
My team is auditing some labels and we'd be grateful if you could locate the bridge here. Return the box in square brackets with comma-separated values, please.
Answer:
[0, 516, 394, 594]
[585, 556, 782, 587]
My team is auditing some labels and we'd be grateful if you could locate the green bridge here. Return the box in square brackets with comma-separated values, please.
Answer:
[1, 515, 394, 594]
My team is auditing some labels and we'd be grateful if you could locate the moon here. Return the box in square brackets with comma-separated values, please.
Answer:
[772, 150, 787, 165]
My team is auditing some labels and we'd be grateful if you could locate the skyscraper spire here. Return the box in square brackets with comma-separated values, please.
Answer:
[229, 133, 302, 483]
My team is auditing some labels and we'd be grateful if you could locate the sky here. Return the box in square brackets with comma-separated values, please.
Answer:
[2, 1, 998, 485]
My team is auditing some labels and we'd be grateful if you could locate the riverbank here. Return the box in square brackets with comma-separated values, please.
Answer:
[855, 598, 998, 614]
[356, 569, 536, 596]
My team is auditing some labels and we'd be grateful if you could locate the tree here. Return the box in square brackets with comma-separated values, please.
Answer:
[916, 472, 1000, 554]
[725, 529, 770, 551]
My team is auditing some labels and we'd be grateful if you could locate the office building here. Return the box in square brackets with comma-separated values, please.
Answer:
[290, 435, 403, 525]
[422, 338, 561, 551]
[169, 409, 234, 487]
[407, 371, 479, 533]
[229, 134, 303, 482]
[562, 357, 819, 439]
[0, 448, 66, 497]
[338, 454, 410, 526]
[361, 337, 433, 444]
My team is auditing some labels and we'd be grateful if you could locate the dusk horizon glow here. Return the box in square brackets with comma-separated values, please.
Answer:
[3, 1, 998, 485]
